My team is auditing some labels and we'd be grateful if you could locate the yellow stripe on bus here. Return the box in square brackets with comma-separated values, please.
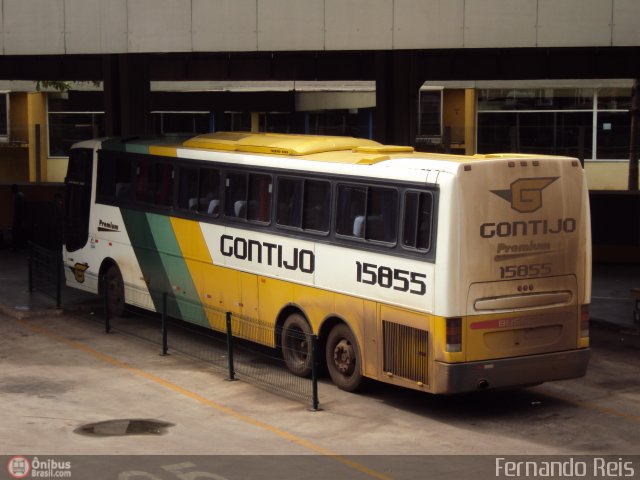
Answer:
[169, 217, 226, 330]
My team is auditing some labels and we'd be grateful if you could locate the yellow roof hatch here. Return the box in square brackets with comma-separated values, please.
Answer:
[183, 131, 383, 156]
[352, 145, 414, 154]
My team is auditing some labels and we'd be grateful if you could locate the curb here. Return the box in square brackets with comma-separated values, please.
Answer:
[0, 303, 64, 320]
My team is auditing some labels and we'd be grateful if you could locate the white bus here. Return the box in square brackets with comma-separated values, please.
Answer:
[63, 131, 591, 393]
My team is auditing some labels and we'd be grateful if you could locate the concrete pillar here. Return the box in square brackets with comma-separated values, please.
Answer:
[103, 54, 152, 137]
[464, 89, 477, 155]
[374, 51, 421, 147]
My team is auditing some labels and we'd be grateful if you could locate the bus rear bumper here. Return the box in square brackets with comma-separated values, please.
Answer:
[432, 349, 590, 394]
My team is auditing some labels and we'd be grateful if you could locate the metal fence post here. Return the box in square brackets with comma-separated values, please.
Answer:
[55, 252, 62, 309]
[27, 243, 34, 292]
[103, 275, 111, 334]
[161, 292, 169, 356]
[225, 311, 236, 381]
[311, 334, 320, 411]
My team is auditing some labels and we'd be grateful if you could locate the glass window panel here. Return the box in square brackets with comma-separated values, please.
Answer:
[48, 113, 105, 156]
[0, 94, 7, 137]
[155, 163, 174, 206]
[366, 187, 398, 243]
[477, 88, 593, 111]
[153, 112, 211, 135]
[597, 112, 630, 160]
[302, 180, 331, 233]
[336, 185, 366, 238]
[477, 112, 593, 158]
[225, 172, 247, 218]
[248, 174, 272, 223]
[598, 87, 632, 110]
[114, 157, 133, 202]
[135, 157, 154, 204]
[177, 167, 198, 211]
[277, 178, 303, 228]
[199, 168, 221, 216]
[403, 192, 433, 251]
[419, 90, 442, 136]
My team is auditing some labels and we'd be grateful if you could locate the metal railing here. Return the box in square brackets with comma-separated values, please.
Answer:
[102, 277, 320, 411]
[27, 242, 62, 308]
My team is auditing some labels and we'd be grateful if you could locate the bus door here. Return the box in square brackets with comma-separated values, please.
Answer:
[64, 148, 94, 252]
[459, 158, 589, 362]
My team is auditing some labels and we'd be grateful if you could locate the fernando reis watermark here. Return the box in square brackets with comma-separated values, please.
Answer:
[8, 457, 71, 478]
[496, 457, 636, 478]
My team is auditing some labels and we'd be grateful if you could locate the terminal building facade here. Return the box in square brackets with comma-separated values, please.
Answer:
[0, 0, 639, 191]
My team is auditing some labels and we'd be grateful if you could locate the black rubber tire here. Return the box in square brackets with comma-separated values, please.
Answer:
[325, 323, 363, 392]
[105, 264, 125, 317]
[281, 313, 313, 377]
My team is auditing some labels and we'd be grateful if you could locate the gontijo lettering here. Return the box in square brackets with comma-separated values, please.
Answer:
[480, 218, 576, 238]
[220, 234, 315, 274]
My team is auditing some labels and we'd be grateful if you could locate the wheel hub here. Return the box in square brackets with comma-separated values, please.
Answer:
[333, 339, 355, 375]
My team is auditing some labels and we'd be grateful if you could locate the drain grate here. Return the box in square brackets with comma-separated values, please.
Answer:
[74, 419, 174, 436]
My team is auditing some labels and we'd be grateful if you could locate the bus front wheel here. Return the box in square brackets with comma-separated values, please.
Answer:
[105, 264, 125, 317]
[282, 313, 313, 377]
[326, 323, 363, 392]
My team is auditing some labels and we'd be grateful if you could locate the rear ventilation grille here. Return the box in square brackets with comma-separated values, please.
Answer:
[382, 320, 428, 384]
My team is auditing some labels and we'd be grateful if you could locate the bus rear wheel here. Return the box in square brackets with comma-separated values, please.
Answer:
[281, 313, 313, 377]
[326, 323, 363, 392]
[105, 264, 125, 317]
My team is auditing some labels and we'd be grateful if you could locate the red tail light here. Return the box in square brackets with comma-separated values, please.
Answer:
[580, 305, 589, 338]
[446, 317, 462, 352]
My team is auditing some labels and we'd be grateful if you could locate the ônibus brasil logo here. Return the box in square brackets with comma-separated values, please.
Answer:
[7, 456, 30, 479]
[490, 177, 559, 213]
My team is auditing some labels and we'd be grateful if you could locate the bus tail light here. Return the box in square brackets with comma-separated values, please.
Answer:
[580, 305, 589, 338]
[446, 317, 462, 352]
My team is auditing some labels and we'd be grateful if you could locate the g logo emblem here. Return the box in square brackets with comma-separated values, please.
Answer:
[72, 263, 89, 283]
[491, 177, 558, 213]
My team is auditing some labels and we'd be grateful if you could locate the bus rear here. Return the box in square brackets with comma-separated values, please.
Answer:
[433, 155, 591, 393]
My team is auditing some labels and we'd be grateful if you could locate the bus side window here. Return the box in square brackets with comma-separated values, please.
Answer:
[248, 173, 272, 223]
[302, 180, 330, 233]
[277, 178, 302, 228]
[403, 191, 433, 251]
[135, 157, 154, 204]
[97, 153, 133, 203]
[155, 163, 174, 207]
[225, 172, 248, 219]
[366, 187, 398, 243]
[337, 184, 397, 244]
[177, 166, 198, 211]
[336, 185, 366, 238]
[199, 168, 220, 216]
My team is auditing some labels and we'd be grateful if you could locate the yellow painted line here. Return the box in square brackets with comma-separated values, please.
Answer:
[17, 318, 392, 480]
[539, 388, 640, 423]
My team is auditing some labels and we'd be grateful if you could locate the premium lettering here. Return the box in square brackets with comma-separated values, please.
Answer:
[480, 218, 576, 238]
[220, 234, 314, 274]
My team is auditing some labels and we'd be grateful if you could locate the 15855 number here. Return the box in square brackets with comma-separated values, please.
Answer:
[356, 261, 427, 295]
[499, 263, 551, 279]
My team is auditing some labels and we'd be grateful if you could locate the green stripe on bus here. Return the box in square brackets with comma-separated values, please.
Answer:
[145, 213, 208, 326]
[120, 209, 207, 325]
[125, 144, 150, 154]
[120, 209, 166, 313]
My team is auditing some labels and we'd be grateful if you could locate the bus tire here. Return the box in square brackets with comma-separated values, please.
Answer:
[105, 264, 125, 317]
[282, 313, 313, 377]
[326, 323, 363, 392]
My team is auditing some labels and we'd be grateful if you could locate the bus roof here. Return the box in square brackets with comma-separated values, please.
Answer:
[96, 132, 577, 175]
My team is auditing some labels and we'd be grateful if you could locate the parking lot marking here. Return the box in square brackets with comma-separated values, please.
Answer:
[17, 318, 392, 480]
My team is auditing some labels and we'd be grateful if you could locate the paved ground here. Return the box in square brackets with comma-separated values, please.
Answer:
[1, 247, 639, 479]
